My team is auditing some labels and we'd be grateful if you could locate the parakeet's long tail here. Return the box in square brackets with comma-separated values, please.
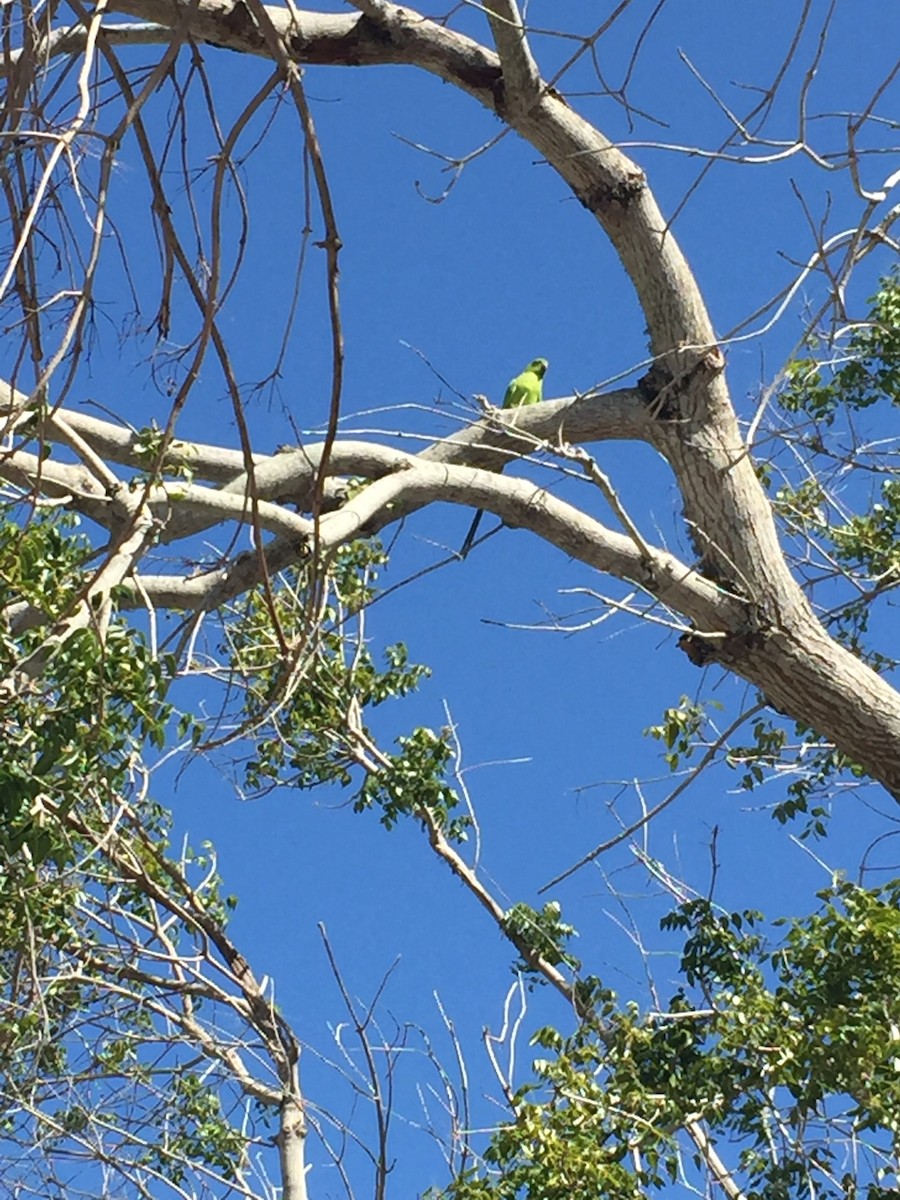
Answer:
[459, 508, 485, 558]
[460, 358, 548, 556]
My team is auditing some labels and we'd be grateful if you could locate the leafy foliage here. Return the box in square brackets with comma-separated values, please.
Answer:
[439, 883, 900, 1199]
[357, 724, 469, 838]
[724, 713, 866, 838]
[502, 901, 581, 981]
[231, 540, 431, 790]
[777, 273, 900, 641]
[0, 510, 265, 1194]
[645, 696, 715, 771]
[0, 508, 173, 863]
[781, 271, 900, 424]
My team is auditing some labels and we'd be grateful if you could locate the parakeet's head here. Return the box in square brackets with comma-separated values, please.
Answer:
[527, 358, 549, 377]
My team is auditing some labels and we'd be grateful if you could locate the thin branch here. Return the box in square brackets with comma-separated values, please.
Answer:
[539, 702, 767, 893]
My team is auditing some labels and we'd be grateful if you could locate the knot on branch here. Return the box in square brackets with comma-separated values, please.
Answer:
[219, 0, 266, 50]
[575, 170, 645, 214]
[637, 363, 680, 420]
[700, 345, 726, 376]
[352, 11, 396, 44]
[678, 614, 770, 670]
[287, 12, 392, 65]
[638, 343, 726, 421]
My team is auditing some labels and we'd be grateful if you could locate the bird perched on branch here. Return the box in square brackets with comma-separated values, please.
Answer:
[460, 358, 549, 557]
[501, 357, 548, 410]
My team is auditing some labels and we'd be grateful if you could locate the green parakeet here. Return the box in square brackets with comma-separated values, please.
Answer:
[460, 358, 550, 557]
[502, 358, 548, 409]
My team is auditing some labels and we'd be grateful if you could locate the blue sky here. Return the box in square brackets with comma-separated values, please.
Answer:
[29, 0, 900, 1191]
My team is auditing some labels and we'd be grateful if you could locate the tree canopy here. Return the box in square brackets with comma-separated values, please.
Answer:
[1, 3, 899, 1197]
